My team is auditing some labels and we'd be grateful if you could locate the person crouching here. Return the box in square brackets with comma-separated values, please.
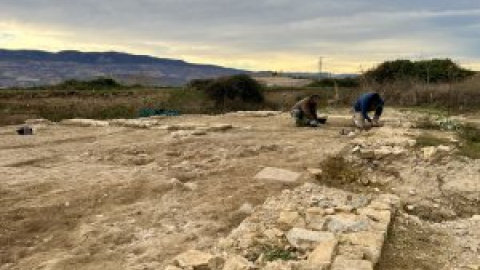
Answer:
[353, 92, 384, 130]
[291, 95, 325, 127]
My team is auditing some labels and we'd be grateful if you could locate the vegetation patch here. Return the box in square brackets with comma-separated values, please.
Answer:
[318, 154, 362, 185]
[457, 124, 480, 159]
[415, 133, 452, 148]
[263, 246, 297, 262]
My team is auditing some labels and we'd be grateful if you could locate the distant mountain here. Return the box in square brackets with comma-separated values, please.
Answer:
[0, 49, 247, 88]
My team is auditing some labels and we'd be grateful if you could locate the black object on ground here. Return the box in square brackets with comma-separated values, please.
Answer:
[17, 126, 33, 135]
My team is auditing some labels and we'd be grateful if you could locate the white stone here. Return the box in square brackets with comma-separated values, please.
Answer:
[437, 145, 451, 152]
[286, 228, 335, 250]
[238, 203, 254, 215]
[254, 167, 301, 183]
[422, 146, 437, 160]
[60, 119, 109, 127]
[307, 168, 323, 177]
[173, 250, 213, 269]
[326, 214, 370, 233]
[165, 265, 182, 270]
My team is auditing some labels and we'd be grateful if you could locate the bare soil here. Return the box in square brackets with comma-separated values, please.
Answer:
[0, 109, 478, 270]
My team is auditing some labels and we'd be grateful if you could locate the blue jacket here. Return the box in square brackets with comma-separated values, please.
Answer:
[354, 93, 384, 122]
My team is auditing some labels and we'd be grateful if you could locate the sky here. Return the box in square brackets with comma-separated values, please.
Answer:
[0, 0, 479, 73]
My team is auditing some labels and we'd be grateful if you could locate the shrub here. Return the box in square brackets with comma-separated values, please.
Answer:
[189, 74, 264, 109]
[365, 59, 475, 84]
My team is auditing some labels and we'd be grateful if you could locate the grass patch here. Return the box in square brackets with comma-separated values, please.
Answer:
[263, 246, 296, 261]
[415, 133, 451, 148]
[318, 154, 362, 184]
[457, 124, 480, 159]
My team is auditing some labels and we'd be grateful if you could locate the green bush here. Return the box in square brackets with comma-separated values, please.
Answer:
[365, 59, 475, 84]
[55, 77, 123, 90]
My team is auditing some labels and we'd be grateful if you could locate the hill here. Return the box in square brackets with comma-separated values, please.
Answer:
[0, 49, 247, 87]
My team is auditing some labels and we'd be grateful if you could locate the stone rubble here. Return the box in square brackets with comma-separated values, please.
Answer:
[165, 183, 399, 270]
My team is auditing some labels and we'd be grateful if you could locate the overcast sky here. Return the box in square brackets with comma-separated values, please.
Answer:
[1, 0, 479, 72]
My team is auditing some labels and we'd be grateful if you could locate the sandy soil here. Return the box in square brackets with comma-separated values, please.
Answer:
[0, 109, 478, 270]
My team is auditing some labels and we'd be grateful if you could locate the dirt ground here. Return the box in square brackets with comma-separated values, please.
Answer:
[0, 109, 478, 270]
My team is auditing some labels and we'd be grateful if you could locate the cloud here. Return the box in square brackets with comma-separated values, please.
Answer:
[0, 0, 479, 72]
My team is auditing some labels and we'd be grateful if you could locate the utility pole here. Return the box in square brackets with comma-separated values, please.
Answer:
[318, 57, 323, 78]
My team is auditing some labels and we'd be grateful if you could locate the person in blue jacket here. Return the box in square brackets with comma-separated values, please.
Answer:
[353, 92, 384, 129]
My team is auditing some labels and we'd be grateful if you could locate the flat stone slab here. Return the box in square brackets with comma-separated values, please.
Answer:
[254, 167, 301, 183]
[286, 228, 335, 249]
[331, 256, 373, 270]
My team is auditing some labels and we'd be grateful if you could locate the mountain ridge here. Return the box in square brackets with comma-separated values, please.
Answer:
[0, 49, 246, 87]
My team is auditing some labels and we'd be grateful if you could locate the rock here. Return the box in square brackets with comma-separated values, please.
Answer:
[323, 208, 335, 215]
[409, 190, 416, 196]
[109, 119, 155, 128]
[305, 208, 326, 231]
[223, 255, 250, 270]
[60, 119, 109, 127]
[168, 178, 184, 188]
[165, 265, 183, 270]
[183, 182, 198, 191]
[238, 203, 254, 215]
[342, 232, 385, 264]
[173, 250, 213, 270]
[437, 145, 451, 152]
[422, 146, 437, 160]
[263, 261, 291, 270]
[357, 208, 391, 225]
[406, 205, 416, 211]
[336, 244, 365, 260]
[367, 201, 391, 211]
[442, 175, 480, 203]
[305, 239, 338, 270]
[407, 139, 417, 147]
[325, 214, 370, 233]
[331, 256, 373, 270]
[352, 146, 361, 153]
[208, 256, 225, 270]
[254, 167, 301, 183]
[286, 228, 335, 250]
[25, 118, 52, 125]
[358, 149, 375, 159]
[278, 211, 305, 228]
[307, 168, 323, 177]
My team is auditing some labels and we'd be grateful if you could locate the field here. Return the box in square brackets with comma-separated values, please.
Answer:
[0, 108, 479, 270]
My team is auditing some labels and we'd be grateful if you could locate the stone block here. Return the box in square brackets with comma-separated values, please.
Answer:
[254, 167, 301, 183]
[305, 208, 327, 231]
[223, 255, 250, 270]
[342, 231, 385, 264]
[304, 239, 338, 270]
[286, 228, 335, 250]
[325, 214, 370, 233]
[173, 250, 214, 270]
[331, 256, 373, 270]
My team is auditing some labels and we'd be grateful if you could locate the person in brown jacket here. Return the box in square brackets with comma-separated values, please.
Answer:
[291, 95, 325, 127]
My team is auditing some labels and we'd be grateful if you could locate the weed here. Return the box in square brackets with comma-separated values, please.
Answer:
[263, 246, 296, 261]
[457, 124, 480, 159]
[415, 133, 451, 148]
[318, 154, 361, 184]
